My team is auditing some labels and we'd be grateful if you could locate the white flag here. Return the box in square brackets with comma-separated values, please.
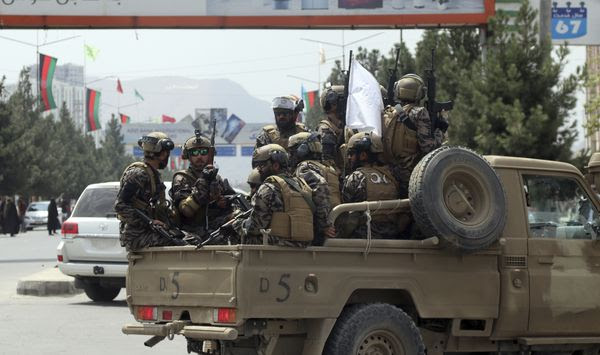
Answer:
[346, 58, 384, 135]
[319, 45, 326, 64]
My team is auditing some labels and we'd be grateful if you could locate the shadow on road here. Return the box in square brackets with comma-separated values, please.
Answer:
[71, 300, 128, 308]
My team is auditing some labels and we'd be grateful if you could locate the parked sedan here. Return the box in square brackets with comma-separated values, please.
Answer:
[23, 201, 62, 230]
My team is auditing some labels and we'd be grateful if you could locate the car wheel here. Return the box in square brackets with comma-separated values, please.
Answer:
[324, 303, 425, 355]
[83, 283, 121, 302]
[409, 146, 507, 251]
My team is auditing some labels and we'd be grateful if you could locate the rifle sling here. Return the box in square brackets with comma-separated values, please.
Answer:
[280, 176, 317, 214]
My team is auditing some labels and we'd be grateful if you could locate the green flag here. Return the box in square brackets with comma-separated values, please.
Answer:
[84, 44, 100, 61]
[135, 89, 144, 101]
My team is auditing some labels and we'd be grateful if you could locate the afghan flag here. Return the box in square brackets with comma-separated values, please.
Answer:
[303, 89, 319, 110]
[119, 113, 130, 124]
[39, 53, 58, 112]
[86, 88, 101, 132]
[116, 79, 124, 94]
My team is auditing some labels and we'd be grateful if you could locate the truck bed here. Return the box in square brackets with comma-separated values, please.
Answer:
[126, 239, 501, 326]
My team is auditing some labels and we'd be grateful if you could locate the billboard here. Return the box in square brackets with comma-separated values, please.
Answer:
[0, 0, 495, 29]
[529, 0, 599, 45]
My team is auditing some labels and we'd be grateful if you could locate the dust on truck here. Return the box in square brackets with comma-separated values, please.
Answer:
[122, 147, 600, 355]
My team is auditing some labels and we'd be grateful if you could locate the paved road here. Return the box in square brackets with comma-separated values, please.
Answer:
[0, 228, 187, 355]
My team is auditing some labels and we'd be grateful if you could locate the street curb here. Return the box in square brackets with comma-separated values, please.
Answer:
[16, 267, 83, 296]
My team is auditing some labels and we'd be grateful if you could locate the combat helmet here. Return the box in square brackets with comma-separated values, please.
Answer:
[252, 144, 289, 168]
[181, 135, 211, 160]
[347, 131, 384, 155]
[288, 132, 322, 159]
[247, 168, 262, 186]
[587, 153, 600, 189]
[320, 84, 345, 112]
[393, 74, 426, 103]
[138, 132, 174, 153]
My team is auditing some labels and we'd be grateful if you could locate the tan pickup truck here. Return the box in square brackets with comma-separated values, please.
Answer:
[122, 147, 600, 355]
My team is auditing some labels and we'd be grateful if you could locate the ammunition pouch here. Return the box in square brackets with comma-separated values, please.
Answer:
[383, 105, 418, 163]
[265, 175, 314, 242]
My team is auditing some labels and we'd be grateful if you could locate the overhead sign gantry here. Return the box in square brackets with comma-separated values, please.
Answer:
[0, 0, 494, 29]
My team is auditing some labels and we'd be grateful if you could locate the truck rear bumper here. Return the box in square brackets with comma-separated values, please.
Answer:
[58, 261, 127, 278]
[122, 322, 238, 340]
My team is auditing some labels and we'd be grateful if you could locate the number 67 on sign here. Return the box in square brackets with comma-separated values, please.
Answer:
[551, 1, 587, 40]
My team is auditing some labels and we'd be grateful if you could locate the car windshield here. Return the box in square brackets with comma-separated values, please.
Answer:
[71, 187, 119, 218]
[28, 202, 49, 212]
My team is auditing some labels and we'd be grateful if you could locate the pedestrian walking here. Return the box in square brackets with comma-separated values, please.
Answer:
[17, 198, 27, 233]
[47, 198, 61, 236]
[3, 198, 20, 237]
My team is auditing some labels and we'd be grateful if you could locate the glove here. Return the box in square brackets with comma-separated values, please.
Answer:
[209, 180, 223, 201]
[202, 165, 218, 181]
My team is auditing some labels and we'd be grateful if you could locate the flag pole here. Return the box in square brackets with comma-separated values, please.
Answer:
[83, 41, 87, 133]
[36, 31, 40, 111]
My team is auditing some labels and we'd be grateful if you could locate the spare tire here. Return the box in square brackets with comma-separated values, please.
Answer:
[409, 146, 506, 251]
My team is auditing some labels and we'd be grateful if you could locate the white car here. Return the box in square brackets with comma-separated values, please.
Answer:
[23, 201, 62, 230]
[57, 182, 123, 302]
[58, 181, 173, 302]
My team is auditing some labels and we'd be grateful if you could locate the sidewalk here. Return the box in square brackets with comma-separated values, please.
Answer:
[16, 266, 82, 296]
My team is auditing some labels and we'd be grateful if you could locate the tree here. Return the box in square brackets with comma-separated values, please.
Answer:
[100, 114, 134, 181]
[447, 2, 580, 161]
[0, 78, 10, 190]
[325, 43, 415, 91]
[325, 1, 581, 164]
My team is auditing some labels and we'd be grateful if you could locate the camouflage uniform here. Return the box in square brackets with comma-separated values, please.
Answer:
[170, 166, 235, 235]
[115, 163, 175, 252]
[243, 173, 317, 247]
[340, 165, 401, 239]
[254, 122, 307, 151]
[318, 120, 345, 172]
[383, 104, 443, 197]
[294, 162, 335, 245]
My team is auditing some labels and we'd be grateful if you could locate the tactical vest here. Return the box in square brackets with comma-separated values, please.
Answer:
[172, 169, 207, 229]
[265, 175, 314, 242]
[263, 123, 306, 149]
[319, 120, 345, 171]
[361, 165, 399, 223]
[120, 162, 167, 221]
[382, 104, 418, 163]
[301, 160, 341, 207]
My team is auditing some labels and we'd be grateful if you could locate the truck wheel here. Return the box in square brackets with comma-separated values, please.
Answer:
[324, 303, 425, 355]
[409, 146, 506, 251]
[83, 283, 120, 302]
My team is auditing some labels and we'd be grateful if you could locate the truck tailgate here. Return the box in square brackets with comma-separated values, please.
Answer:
[126, 246, 240, 308]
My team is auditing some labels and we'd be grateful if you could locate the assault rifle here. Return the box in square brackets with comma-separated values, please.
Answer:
[338, 50, 353, 128]
[134, 208, 187, 246]
[385, 47, 401, 107]
[197, 193, 252, 248]
[424, 49, 453, 137]
[196, 209, 252, 248]
[207, 115, 217, 165]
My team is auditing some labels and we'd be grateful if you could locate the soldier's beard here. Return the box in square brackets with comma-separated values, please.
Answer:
[259, 167, 274, 181]
[276, 119, 295, 132]
[158, 156, 169, 169]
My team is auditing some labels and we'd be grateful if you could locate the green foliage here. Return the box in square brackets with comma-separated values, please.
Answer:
[447, 3, 580, 162]
[584, 56, 600, 136]
[0, 69, 134, 199]
[304, 101, 325, 131]
[99, 114, 135, 181]
[324, 0, 582, 165]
